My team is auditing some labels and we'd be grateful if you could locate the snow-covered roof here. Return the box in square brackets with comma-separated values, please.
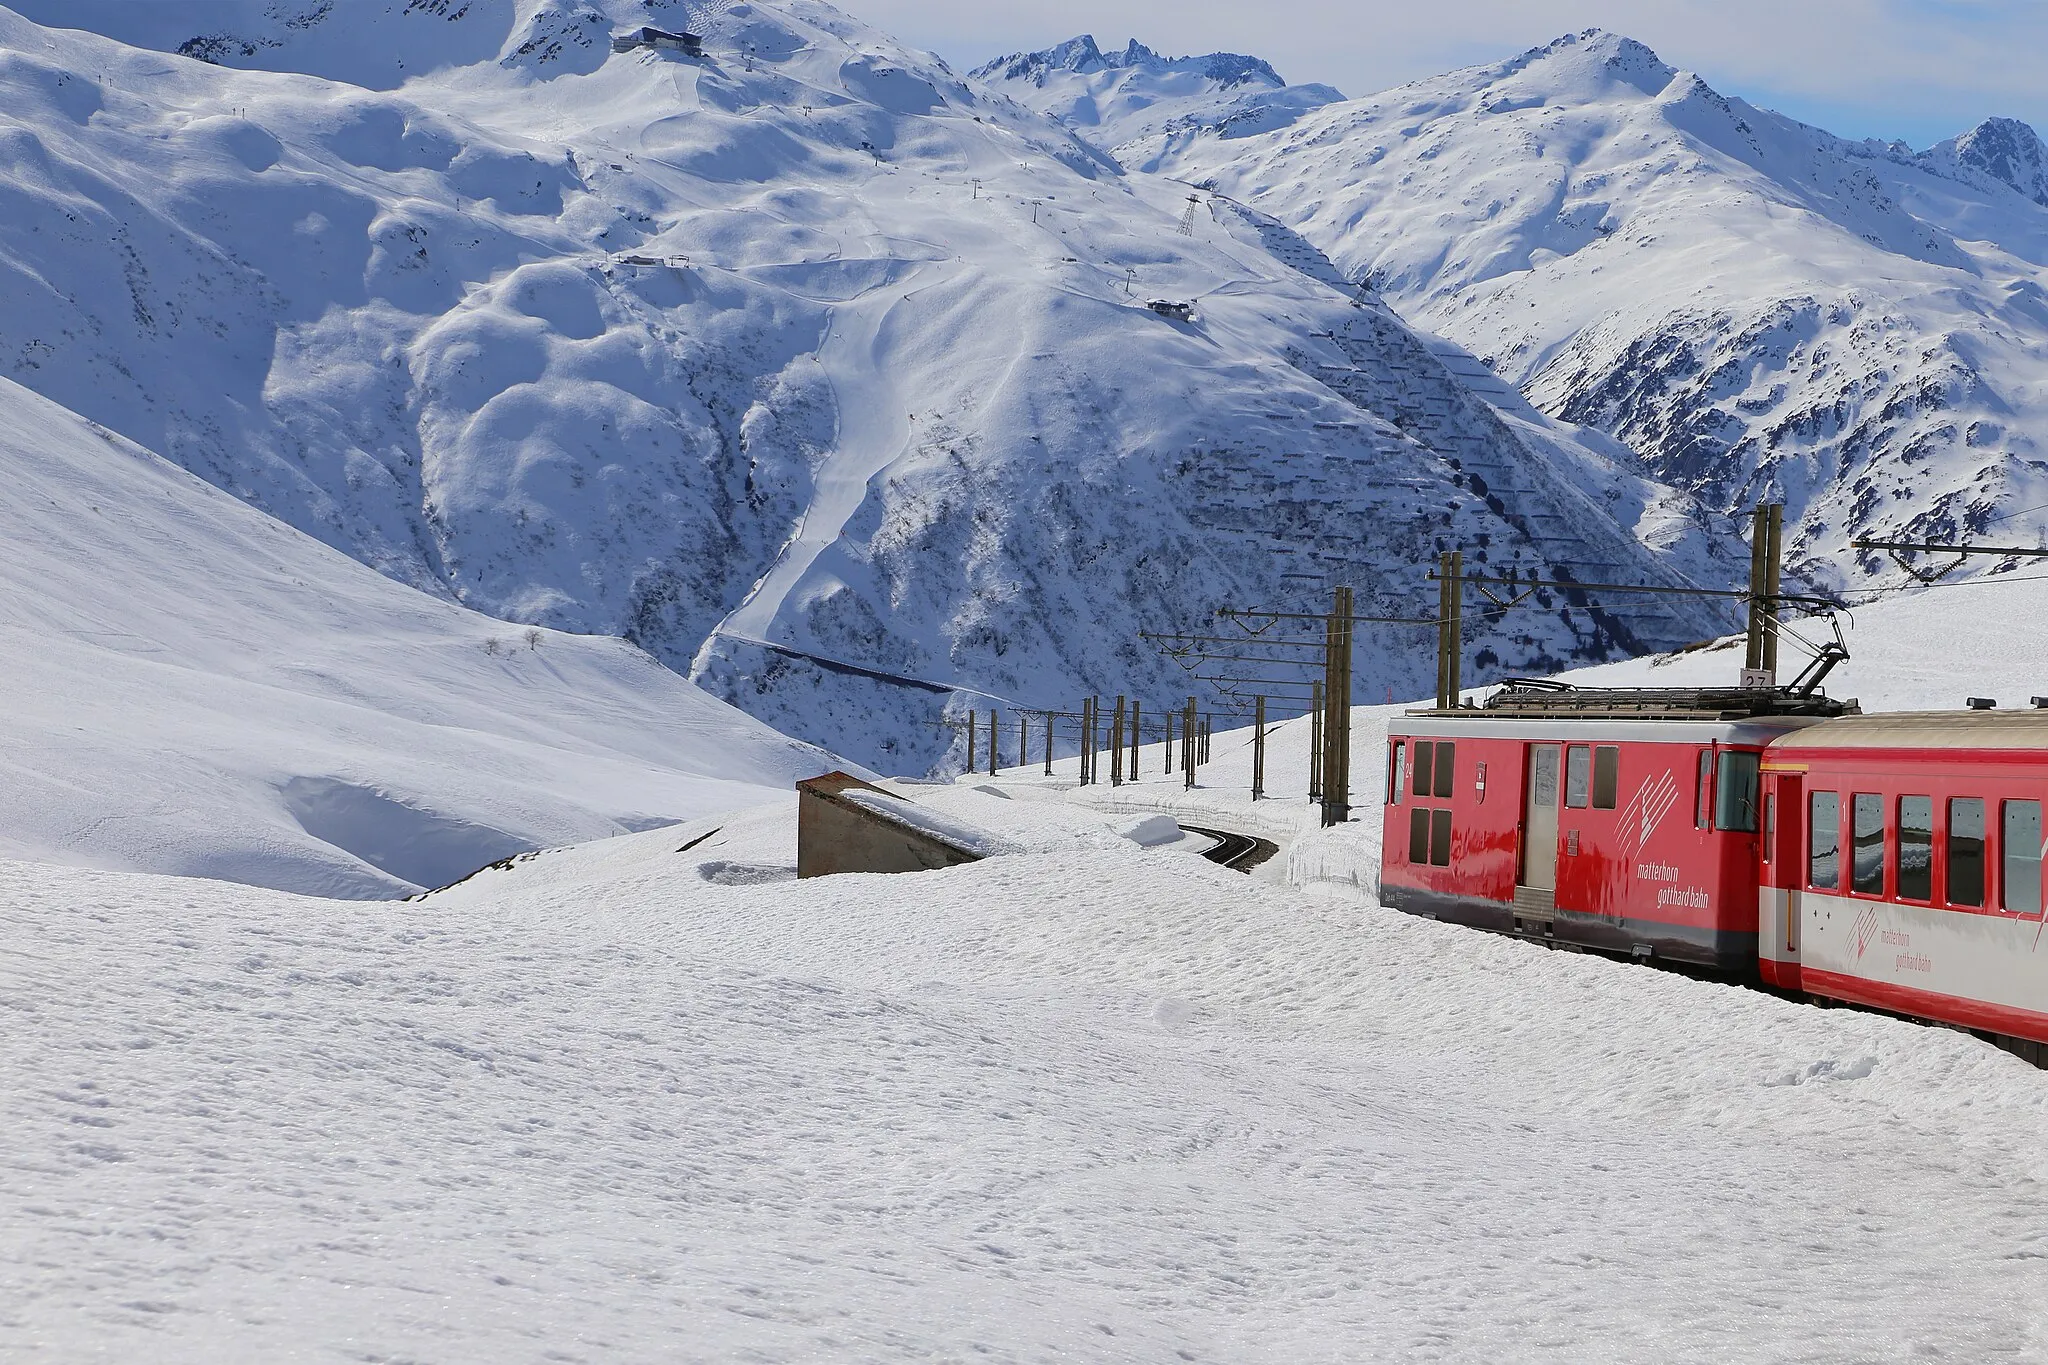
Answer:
[835, 787, 1021, 859]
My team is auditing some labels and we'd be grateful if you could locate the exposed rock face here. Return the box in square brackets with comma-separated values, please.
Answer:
[1919, 118, 2048, 207]
[972, 34, 1341, 161]
[1113, 28, 2048, 593]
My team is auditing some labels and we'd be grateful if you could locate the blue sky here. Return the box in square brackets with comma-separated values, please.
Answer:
[856, 0, 2048, 147]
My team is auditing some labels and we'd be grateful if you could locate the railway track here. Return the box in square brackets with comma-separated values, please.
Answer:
[1182, 824, 1280, 874]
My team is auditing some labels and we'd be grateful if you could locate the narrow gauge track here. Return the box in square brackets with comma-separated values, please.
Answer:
[1182, 825, 1280, 874]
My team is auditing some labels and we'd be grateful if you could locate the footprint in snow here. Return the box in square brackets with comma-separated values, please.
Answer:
[1765, 1055, 1879, 1087]
[698, 860, 796, 886]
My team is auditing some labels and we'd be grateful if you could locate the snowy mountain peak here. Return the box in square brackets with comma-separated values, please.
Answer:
[970, 35, 1339, 164]
[1147, 26, 2048, 598]
[1928, 117, 2048, 206]
[1483, 28, 1678, 101]
[971, 36, 1286, 91]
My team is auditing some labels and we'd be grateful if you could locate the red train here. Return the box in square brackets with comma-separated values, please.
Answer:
[1381, 682, 2048, 1062]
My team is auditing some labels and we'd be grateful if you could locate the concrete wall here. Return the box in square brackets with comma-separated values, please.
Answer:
[795, 773, 984, 879]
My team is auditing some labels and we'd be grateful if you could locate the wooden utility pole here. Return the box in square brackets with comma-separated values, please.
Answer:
[1308, 679, 1323, 803]
[1093, 697, 1104, 783]
[1182, 697, 1197, 789]
[966, 710, 976, 774]
[1129, 701, 1141, 782]
[1079, 698, 1093, 784]
[988, 709, 999, 776]
[1165, 709, 1175, 774]
[1743, 505, 1768, 675]
[1252, 695, 1266, 800]
[1091, 696, 1103, 783]
[1435, 553, 1463, 709]
[1743, 504, 1786, 686]
[1110, 696, 1126, 786]
[1148, 582, 1389, 809]
[1321, 585, 1355, 827]
[1019, 714, 1028, 774]
[1763, 503, 1784, 681]
[1043, 712, 1054, 776]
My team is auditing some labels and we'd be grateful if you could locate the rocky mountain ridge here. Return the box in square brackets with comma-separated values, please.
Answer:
[970, 33, 1343, 165]
[995, 28, 2048, 594]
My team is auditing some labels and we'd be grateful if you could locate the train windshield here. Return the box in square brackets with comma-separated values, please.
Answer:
[1715, 751, 1761, 832]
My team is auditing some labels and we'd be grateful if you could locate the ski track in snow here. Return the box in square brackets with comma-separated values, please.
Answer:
[715, 271, 915, 645]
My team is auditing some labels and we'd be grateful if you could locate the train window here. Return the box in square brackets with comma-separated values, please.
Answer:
[1429, 808, 1453, 867]
[1530, 746, 1559, 808]
[1389, 742, 1405, 805]
[1948, 798, 1986, 908]
[1897, 797, 1933, 901]
[1716, 751, 1761, 832]
[1592, 747, 1619, 809]
[1565, 745, 1591, 808]
[1695, 750, 1713, 829]
[1409, 807, 1430, 864]
[1433, 742, 1455, 800]
[1412, 741, 1434, 797]
[2003, 801, 2042, 915]
[1809, 792, 1841, 889]
[1851, 793, 1885, 896]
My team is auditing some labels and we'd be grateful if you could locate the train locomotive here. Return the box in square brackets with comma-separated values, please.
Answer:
[1379, 681, 2048, 1063]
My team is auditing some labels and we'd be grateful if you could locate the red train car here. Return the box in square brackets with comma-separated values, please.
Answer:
[1380, 684, 2048, 1062]
[1760, 712, 2048, 1050]
[1380, 683, 1848, 973]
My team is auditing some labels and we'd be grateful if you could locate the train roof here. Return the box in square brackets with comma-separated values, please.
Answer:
[1446, 679, 1857, 721]
[1388, 712, 1826, 746]
[1771, 710, 2048, 752]
[1390, 677, 1855, 747]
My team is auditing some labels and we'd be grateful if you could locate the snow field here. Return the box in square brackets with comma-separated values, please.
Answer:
[11, 761, 2048, 1361]
[0, 371, 836, 898]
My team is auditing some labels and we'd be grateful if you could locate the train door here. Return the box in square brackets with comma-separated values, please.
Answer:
[1518, 744, 1562, 911]
[1760, 773, 1805, 987]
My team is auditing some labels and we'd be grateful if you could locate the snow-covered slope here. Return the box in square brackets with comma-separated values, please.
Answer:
[0, 371, 832, 898]
[969, 35, 1343, 165]
[0, 4, 1741, 776]
[13, 763, 2048, 1359]
[1130, 29, 2048, 595]
[9, 0, 536, 90]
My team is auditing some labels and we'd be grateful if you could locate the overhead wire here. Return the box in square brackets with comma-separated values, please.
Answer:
[1985, 500, 2048, 527]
